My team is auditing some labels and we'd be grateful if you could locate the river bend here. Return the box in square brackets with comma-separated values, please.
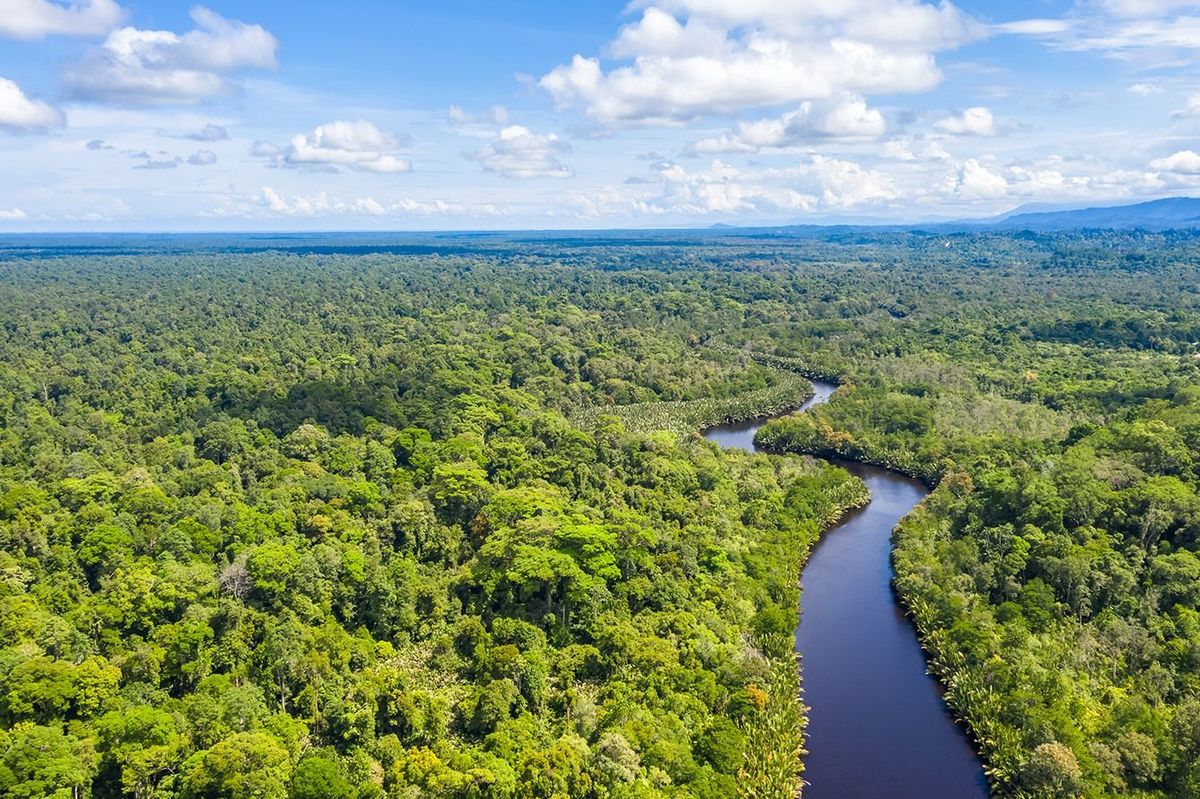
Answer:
[702, 380, 989, 799]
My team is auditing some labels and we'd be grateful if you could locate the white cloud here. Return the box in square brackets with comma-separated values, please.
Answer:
[259, 187, 384, 216]
[1150, 149, 1200, 173]
[684, 134, 756, 155]
[632, 155, 896, 216]
[539, 1, 983, 124]
[1128, 81, 1164, 94]
[253, 187, 503, 219]
[1042, 3, 1200, 55]
[0, 0, 122, 39]
[993, 19, 1072, 35]
[879, 134, 954, 162]
[188, 149, 216, 165]
[882, 137, 917, 160]
[687, 95, 885, 153]
[809, 154, 898, 207]
[1005, 165, 1092, 196]
[0, 77, 65, 131]
[1079, 20, 1200, 51]
[669, 162, 756, 212]
[0, 208, 28, 220]
[934, 106, 996, 136]
[133, 155, 182, 170]
[284, 120, 412, 174]
[957, 158, 1008, 197]
[471, 125, 572, 178]
[608, 7, 728, 58]
[629, 0, 982, 46]
[1090, 167, 1169, 194]
[1174, 93, 1200, 117]
[922, 140, 953, 160]
[64, 6, 277, 105]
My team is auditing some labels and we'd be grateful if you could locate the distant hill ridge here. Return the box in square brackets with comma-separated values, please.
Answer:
[985, 196, 1200, 231]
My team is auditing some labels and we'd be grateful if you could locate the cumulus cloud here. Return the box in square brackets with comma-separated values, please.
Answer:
[687, 95, 885, 153]
[632, 155, 896, 216]
[881, 137, 917, 161]
[957, 158, 1008, 196]
[607, 7, 729, 58]
[284, 120, 412, 173]
[0, 77, 65, 132]
[260, 187, 385, 216]
[809, 155, 900, 207]
[471, 125, 572, 178]
[0, 208, 28, 220]
[934, 106, 996, 136]
[539, 1, 986, 124]
[650, 159, 814, 214]
[0, 0, 122, 39]
[1150, 149, 1200, 173]
[64, 6, 277, 105]
[564, 149, 1200, 223]
[879, 135, 951, 161]
[923, 140, 953, 160]
[188, 149, 217, 165]
[253, 187, 503, 218]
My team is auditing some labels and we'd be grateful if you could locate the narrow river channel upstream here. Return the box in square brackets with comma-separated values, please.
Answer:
[702, 380, 990, 799]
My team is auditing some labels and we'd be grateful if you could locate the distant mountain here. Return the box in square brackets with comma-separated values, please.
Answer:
[985, 197, 1200, 231]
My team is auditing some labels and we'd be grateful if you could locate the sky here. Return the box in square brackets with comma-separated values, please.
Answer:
[1, 0, 1200, 231]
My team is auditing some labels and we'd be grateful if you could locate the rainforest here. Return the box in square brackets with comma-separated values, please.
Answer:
[1, 228, 1199, 799]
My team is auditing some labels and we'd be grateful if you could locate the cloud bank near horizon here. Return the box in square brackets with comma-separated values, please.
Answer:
[2, 0, 1200, 230]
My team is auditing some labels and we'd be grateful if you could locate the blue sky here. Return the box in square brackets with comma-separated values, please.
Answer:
[1, 0, 1199, 230]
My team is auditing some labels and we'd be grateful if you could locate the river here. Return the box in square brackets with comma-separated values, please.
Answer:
[702, 380, 989, 799]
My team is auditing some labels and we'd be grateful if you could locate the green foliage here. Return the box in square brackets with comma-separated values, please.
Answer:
[0, 724, 93, 799]
[575, 369, 814, 439]
[747, 266, 1200, 797]
[737, 653, 807, 799]
[181, 732, 292, 799]
[4, 228, 1200, 798]
[291, 753, 351, 799]
[0, 246, 867, 797]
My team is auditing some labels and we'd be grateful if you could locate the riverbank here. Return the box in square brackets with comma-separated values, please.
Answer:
[752, 406, 1005, 795]
[573, 368, 814, 438]
[703, 382, 989, 799]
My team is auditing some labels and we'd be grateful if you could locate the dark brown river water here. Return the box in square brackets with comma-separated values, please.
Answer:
[702, 380, 989, 799]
